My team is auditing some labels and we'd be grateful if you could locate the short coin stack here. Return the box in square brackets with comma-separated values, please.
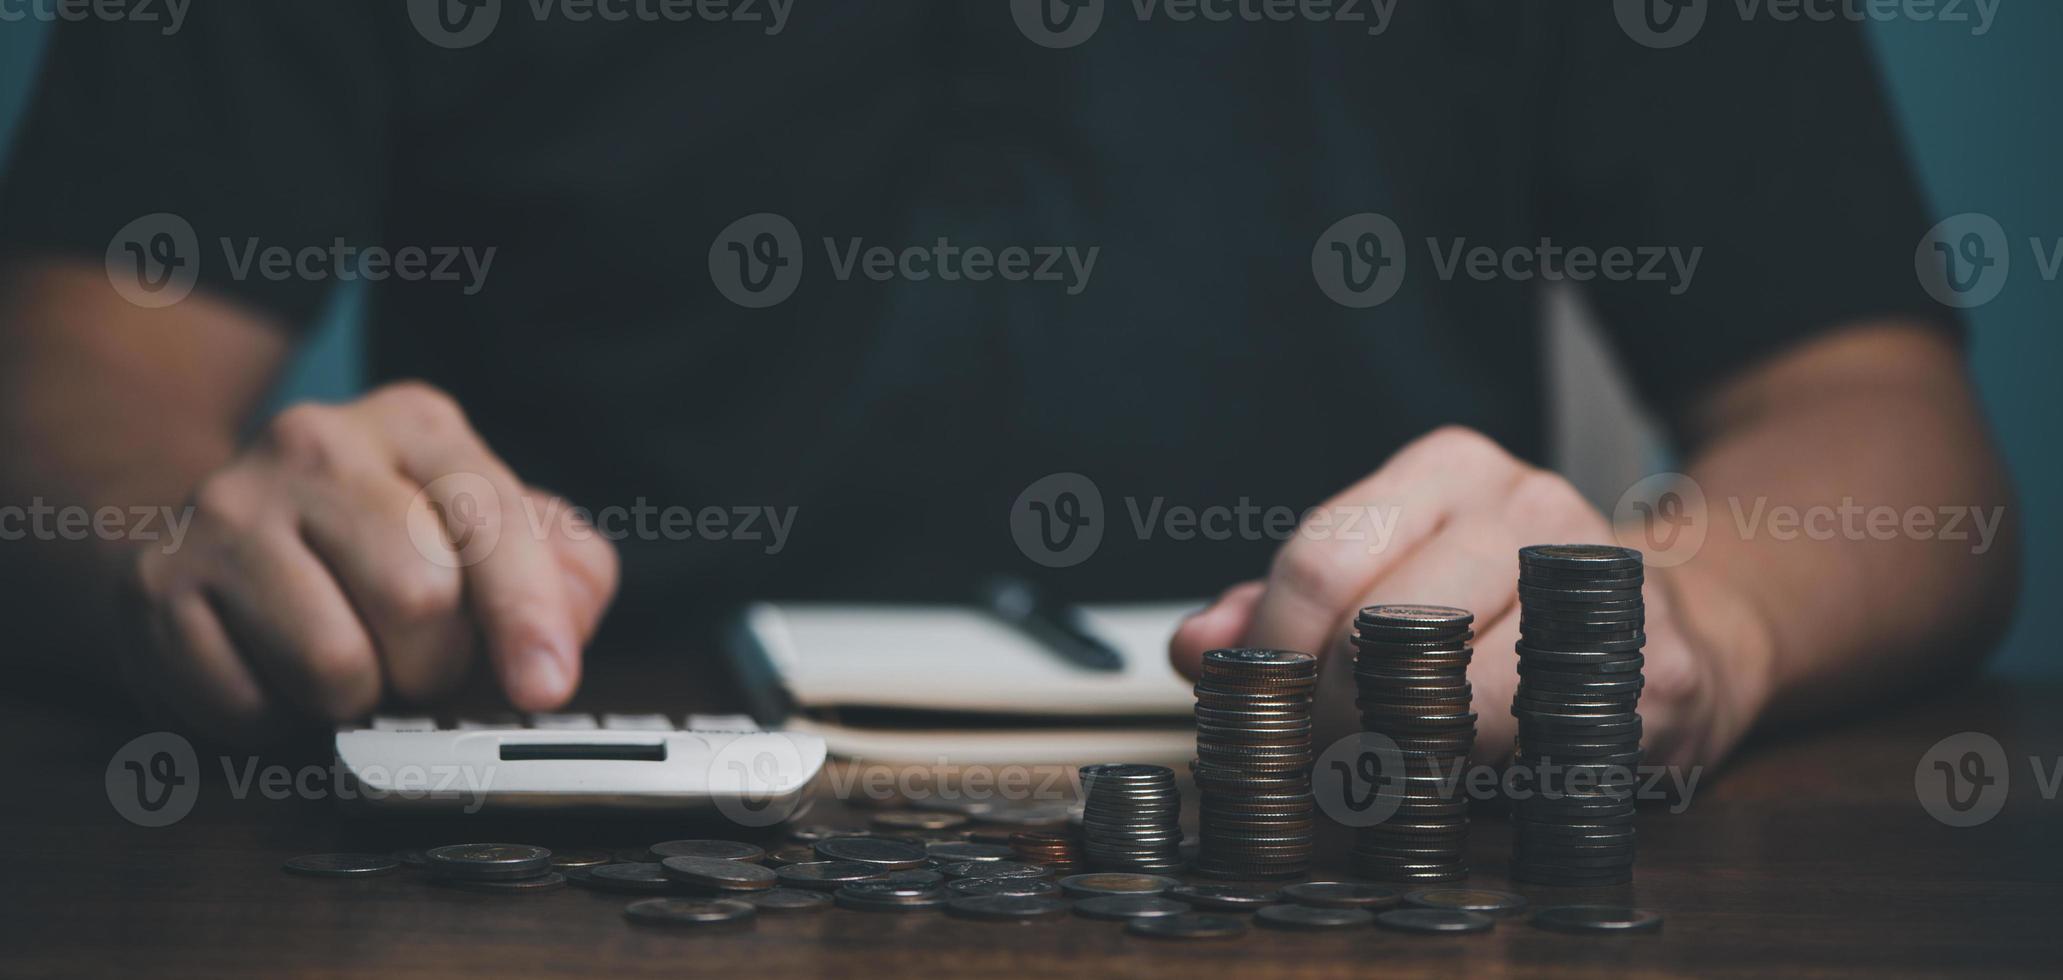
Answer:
[1009, 831, 1082, 873]
[1510, 544, 1646, 887]
[1191, 648, 1318, 879]
[1078, 764, 1185, 873]
[1349, 604, 1478, 883]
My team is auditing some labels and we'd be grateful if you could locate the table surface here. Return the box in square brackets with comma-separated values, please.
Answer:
[6, 653, 2062, 979]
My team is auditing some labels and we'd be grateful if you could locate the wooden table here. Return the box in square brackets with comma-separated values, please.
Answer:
[5, 654, 2061, 978]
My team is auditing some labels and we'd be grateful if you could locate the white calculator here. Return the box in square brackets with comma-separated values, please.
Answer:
[333, 712, 827, 816]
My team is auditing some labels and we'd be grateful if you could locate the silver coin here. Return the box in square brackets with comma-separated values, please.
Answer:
[1127, 913, 1249, 940]
[583, 862, 675, 893]
[283, 853, 398, 878]
[440, 871, 566, 894]
[946, 894, 1071, 921]
[1167, 884, 1279, 910]
[926, 841, 1015, 863]
[835, 880, 948, 911]
[939, 860, 1051, 880]
[948, 877, 1061, 898]
[872, 811, 970, 832]
[882, 868, 944, 887]
[745, 888, 833, 912]
[624, 897, 757, 927]
[648, 840, 766, 863]
[424, 844, 551, 880]
[1074, 895, 1192, 920]
[661, 855, 777, 891]
[1405, 888, 1528, 916]
[813, 836, 929, 869]
[1257, 904, 1375, 930]
[1060, 873, 1181, 898]
[776, 861, 884, 890]
[1375, 908, 1497, 934]
[1280, 881, 1405, 909]
[1530, 905, 1664, 933]
[547, 848, 614, 869]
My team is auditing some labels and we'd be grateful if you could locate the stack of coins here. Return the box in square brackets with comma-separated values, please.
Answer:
[1078, 764, 1185, 873]
[1191, 648, 1317, 879]
[1009, 831, 1081, 873]
[1348, 604, 1478, 884]
[1509, 544, 1646, 887]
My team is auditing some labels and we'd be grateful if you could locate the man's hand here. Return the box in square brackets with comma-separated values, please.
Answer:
[1168, 426, 1769, 769]
[119, 381, 619, 740]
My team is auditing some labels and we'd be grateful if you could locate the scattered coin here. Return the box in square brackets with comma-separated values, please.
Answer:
[927, 841, 1015, 863]
[1256, 905, 1377, 930]
[1127, 913, 1250, 940]
[583, 862, 675, 893]
[547, 848, 614, 869]
[813, 836, 929, 870]
[1280, 882, 1404, 910]
[776, 861, 886, 890]
[424, 844, 552, 880]
[1375, 908, 1497, 934]
[1059, 873, 1181, 898]
[624, 897, 757, 928]
[872, 811, 970, 832]
[938, 860, 1051, 880]
[784, 825, 845, 843]
[439, 872, 567, 894]
[648, 840, 766, 863]
[763, 845, 820, 867]
[283, 854, 399, 878]
[946, 894, 1071, 921]
[1168, 883, 1280, 911]
[947, 877, 1062, 898]
[882, 868, 945, 887]
[835, 880, 949, 912]
[1531, 905, 1664, 934]
[1405, 888, 1528, 916]
[745, 888, 833, 912]
[661, 856, 778, 892]
[1075, 895, 1192, 920]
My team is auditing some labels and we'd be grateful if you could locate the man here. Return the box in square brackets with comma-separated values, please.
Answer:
[0, 3, 2016, 766]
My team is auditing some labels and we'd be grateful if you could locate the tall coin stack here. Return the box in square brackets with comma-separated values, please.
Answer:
[1510, 544, 1646, 887]
[1078, 764, 1185, 873]
[1348, 604, 1478, 884]
[1191, 648, 1318, 879]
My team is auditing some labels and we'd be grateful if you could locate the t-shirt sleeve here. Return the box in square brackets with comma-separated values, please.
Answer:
[1539, 5, 1958, 423]
[0, 2, 394, 327]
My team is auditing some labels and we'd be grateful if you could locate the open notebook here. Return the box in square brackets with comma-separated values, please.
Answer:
[726, 601, 1203, 765]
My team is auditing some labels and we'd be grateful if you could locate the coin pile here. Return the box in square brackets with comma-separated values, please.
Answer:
[1510, 544, 1646, 887]
[1009, 831, 1082, 873]
[1348, 604, 1478, 884]
[1191, 648, 1317, 879]
[1078, 764, 1184, 873]
[422, 843, 566, 892]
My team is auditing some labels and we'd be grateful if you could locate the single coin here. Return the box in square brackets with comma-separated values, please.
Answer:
[1280, 881, 1404, 909]
[948, 877, 1061, 898]
[624, 897, 757, 927]
[1376, 908, 1497, 934]
[784, 824, 846, 843]
[873, 810, 969, 832]
[883, 868, 945, 887]
[1405, 888, 1529, 916]
[1257, 905, 1376, 930]
[745, 888, 833, 912]
[648, 840, 766, 863]
[440, 871, 566, 894]
[546, 848, 614, 869]
[660, 855, 777, 891]
[424, 844, 551, 880]
[947, 894, 1072, 921]
[939, 860, 1051, 880]
[835, 880, 949, 912]
[1075, 895, 1192, 921]
[1531, 905, 1664, 934]
[584, 862, 675, 893]
[283, 853, 399, 878]
[1168, 884, 1279, 910]
[1127, 913, 1249, 940]
[776, 861, 885, 890]
[763, 845, 820, 867]
[1060, 873, 1181, 898]
[927, 841, 1016, 863]
[813, 836, 930, 870]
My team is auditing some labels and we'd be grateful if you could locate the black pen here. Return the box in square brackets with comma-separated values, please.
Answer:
[977, 575, 1127, 673]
